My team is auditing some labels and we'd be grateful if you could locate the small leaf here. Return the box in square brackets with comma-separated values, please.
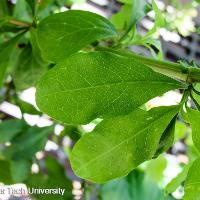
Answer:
[70, 106, 180, 183]
[154, 116, 176, 157]
[0, 34, 23, 86]
[165, 163, 191, 194]
[12, 28, 49, 90]
[0, 119, 27, 143]
[144, 0, 165, 38]
[25, 0, 37, 16]
[36, 51, 186, 125]
[11, 160, 31, 182]
[111, 0, 150, 31]
[187, 108, 200, 152]
[184, 158, 200, 200]
[3, 126, 53, 160]
[0, 159, 13, 184]
[13, 0, 32, 22]
[18, 99, 41, 115]
[37, 10, 118, 62]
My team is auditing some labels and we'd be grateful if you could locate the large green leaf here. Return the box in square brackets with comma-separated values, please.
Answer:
[70, 106, 180, 183]
[37, 10, 117, 62]
[36, 51, 186, 125]
[188, 108, 200, 152]
[184, 158, 200, 200]
[12, 29, 48, 90]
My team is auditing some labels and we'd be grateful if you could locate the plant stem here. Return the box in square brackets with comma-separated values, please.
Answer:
[191, 85, 200, 95]
[190, 93, 200, 111]
[96, 47, 200, 83]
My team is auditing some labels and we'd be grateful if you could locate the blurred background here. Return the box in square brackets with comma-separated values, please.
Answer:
[0, 0, 200, 199]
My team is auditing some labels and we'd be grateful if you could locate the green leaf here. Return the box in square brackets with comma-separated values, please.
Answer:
[152, 0, 165, 27]
[0, 17, 26, 34]
[145, 155, 167, 183]
[154, 116, 176, 157]
[165, 163, 191, 194]
[0, 159, 13, 184]
[12, 28, 48, 90]
[18, 99, 41, 115]
[144, 0, 165, 38]
[25, 0, 37, 16]
[61, 125, 81, 142]
[0, 119, 27, 143]
[11, 160, 31, 182]
[13, 0, 32, 23]
[184, 158, 200, 200]
[36, 51, 186, 125]
[70, 106, 180, 183]
[193, 83, 200, 106]
[3, 126, 53, 160]
[197, 27, 200, 34]
[0, 0, 10, 17]
[187, 108, 200, 152]
[0, 34, 23, 86]
[174, 120, 187, 142]
[111, 4, 132, 30]
[119, 0, 133, 4]
[26, 156, 73, 200]
[101, 170, 174, 200]
[111, 0, 150, 31]
[37, 10, 118, 62]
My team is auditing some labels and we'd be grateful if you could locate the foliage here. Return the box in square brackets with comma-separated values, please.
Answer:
[0, 0, 200, 200]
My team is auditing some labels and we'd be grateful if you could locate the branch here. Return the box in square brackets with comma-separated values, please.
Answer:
[96, 47, 200, 83]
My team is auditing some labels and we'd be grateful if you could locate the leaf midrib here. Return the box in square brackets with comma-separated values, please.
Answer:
[39, 80, 185, 98]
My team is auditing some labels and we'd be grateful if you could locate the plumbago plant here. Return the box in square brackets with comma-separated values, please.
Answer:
[1, 0, 200, 199]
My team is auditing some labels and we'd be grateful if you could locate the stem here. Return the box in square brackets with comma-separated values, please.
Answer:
[180, 89, 190, 104]
[9, 19, 31, 27]
[96, 47, 200, 83]
[190, 93, 200, 111]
